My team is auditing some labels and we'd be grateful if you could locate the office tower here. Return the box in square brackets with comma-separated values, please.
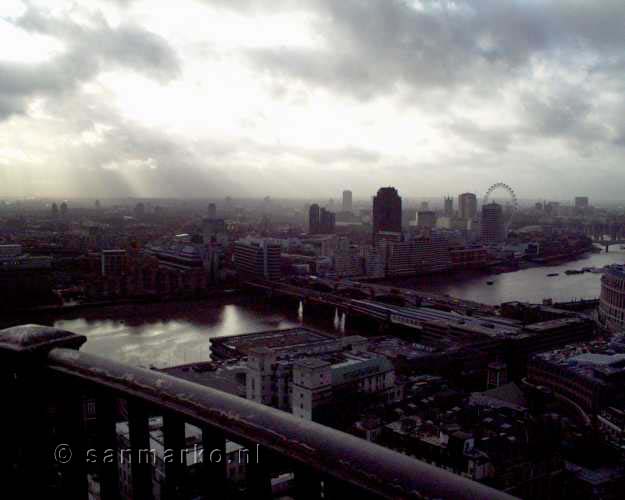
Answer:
[575, 197, 589, 210]
[373, 187, 402, 242]
[208, 203, 217, 219]
[51, 203, 59, 218]
[309, 204, 320, 233]
[417, 211, 437, 229]
[95, 200, 101, 210]
[60, 201, 68, 217]
[420, 201, 429, 211]
[234, 238, 282, 280]
[480, 202, 505, 244]
[444, 196, 453, 216]
[342, 190, 353, 212]
[320, 208, 336, 234]
[458, 193, 477, 220]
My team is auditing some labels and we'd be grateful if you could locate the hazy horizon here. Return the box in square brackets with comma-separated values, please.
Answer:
[2, 1, 625, 200]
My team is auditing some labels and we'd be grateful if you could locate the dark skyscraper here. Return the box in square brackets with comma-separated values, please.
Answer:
[320, 208, 336, 234]
[444, 196, 453, 216]
[373, 187, 402, 241]
[458, 193, 477, 220]
[309, 204, 335, 234]
[309, 204, 320, 233]
[481, 202, 505, 244]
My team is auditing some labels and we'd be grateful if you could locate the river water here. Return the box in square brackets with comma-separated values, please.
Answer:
[404, 247, 625, 305]
[42, 248, 624, 367]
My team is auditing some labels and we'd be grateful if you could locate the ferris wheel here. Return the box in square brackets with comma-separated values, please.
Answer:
[483, 182, 518, 210]
[483, 182, 518, 231]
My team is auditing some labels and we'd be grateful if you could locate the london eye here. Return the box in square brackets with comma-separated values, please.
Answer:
[483, 182, 518, 231]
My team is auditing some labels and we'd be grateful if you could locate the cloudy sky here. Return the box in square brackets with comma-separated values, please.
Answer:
[1, 0, 625, 201]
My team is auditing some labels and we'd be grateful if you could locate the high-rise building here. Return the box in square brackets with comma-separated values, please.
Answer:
[207, 203, 217, 219]
[309, 205, 335, 234]
[444, 196, 453, 216]
[234, 238, 282, 280]
[320, 208, 336, 234]
[458, 193, 477, 221]
[575, 197, 589, 210]
[417, 211, 437, 229]
[480, 202, 505, 244]
[60, 201, 68, 217]
[373, 187, 402, 242]
[342, 190, 353, 213]
[309, 204, 320, 234]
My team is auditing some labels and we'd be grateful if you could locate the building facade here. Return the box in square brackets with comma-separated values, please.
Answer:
[480, 203, 505, 245]
[373, 187, 402, 242]
[234, 238, 281, 280]
[598, 265, 625, 333]
[458, 193, 477, 221]
[342, 190, 353, 212]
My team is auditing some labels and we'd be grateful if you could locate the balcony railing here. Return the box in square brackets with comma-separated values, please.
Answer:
[0, 324, 517, 499]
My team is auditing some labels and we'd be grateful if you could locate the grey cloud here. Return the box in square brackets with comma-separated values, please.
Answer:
[518, 88, 612, 153]
[245, 0, 625, 98]
[0, 5, 180, 120]
[448, 119, 514, 153]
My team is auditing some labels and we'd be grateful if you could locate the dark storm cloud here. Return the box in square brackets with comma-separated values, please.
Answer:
[519, 89, 611, 150]
[236, 0, 625, 156]
[0, 5, 180, 120]
[245, 0, 625, 97]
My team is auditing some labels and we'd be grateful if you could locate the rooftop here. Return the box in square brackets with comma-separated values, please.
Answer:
[210, 327, 336, 356]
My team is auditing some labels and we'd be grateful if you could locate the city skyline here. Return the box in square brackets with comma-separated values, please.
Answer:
[2, 1, 625, 200]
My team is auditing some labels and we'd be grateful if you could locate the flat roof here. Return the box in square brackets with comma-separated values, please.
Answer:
[211, 327, 335, 354]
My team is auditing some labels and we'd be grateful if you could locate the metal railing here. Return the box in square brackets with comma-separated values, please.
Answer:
[0, 324, 517, 500]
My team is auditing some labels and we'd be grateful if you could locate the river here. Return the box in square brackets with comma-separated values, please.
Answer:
[399, 247, 625, 305]
[18, 248, 622, 368]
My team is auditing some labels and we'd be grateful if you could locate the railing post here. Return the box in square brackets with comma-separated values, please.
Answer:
[128, 400, 154, 500]
[293, 465, 322, 499]
[162, 413, 187, 500]
[201, 427, 227, 497]
[55, 380, 89, 500]
[96, 394, 121, 500]
[0, 325, 86, 498]
[246, 445, 272, 499]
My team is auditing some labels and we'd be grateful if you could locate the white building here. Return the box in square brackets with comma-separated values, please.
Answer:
[243, 334, 397, 421]
[234, 237, 281, 280]
[292, 352, 397, 421]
